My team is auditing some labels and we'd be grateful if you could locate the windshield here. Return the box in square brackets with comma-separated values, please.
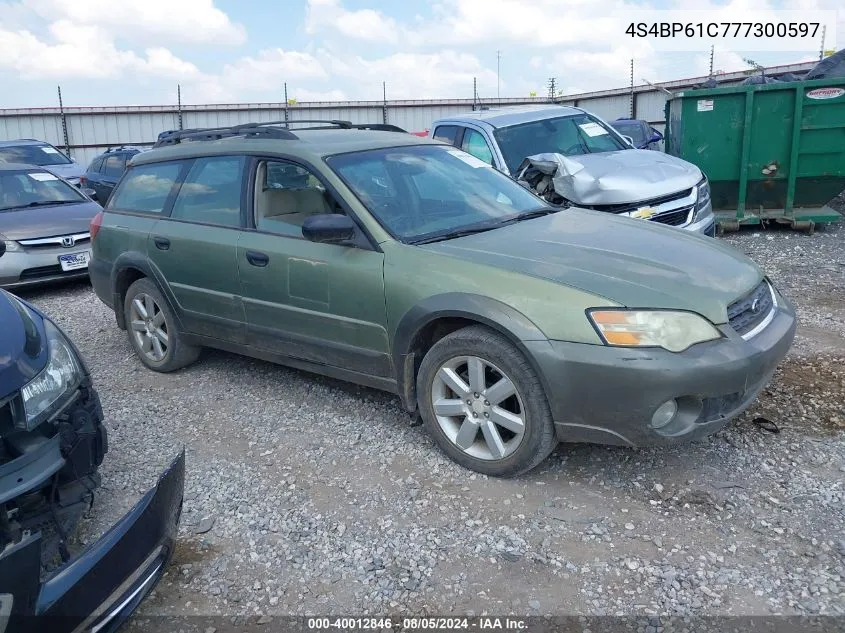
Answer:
[0, 169, 85, 211]
[327, 145, 550, 243]
[611, 121, 647, 146]
[0, 143, 72, 166]
[493, 113, 628, 173]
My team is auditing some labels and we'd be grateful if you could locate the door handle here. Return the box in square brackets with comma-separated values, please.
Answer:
[246, 250, 269, 267]
[153, 236, 170, 250]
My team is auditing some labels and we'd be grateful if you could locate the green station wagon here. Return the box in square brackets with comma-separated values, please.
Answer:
[89, 121, 796, 477]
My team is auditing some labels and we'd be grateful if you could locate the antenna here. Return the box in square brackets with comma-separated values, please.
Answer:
[496, 50, 501, 100]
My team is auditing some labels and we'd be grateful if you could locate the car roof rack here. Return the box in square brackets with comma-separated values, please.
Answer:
[349, 123, 408, 132]
[152, 119, 399, 147]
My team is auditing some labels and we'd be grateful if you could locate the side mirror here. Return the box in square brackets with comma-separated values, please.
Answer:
[81, 187, 98, 201]
[70, 157, 77, 163]
[302, 214, 356, 244]
[649, 128, 663, 143]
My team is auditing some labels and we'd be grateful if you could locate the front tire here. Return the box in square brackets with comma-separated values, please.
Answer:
[416, 325, 557, 477]
[123, 278, 200, 372]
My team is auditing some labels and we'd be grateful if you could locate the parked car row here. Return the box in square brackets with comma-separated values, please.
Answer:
[0, 113, 796, 627]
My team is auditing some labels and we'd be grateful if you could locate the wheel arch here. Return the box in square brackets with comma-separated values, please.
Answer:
[392, 293, 551, 414]
[110, 253, 183, 332]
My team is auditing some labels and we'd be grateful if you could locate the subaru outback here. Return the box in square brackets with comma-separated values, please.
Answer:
[89, 121, 795, 477]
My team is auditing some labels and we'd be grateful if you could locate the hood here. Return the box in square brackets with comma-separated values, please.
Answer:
[45, 162, 86, 181]
[0, 291, 47, 398]
[520, 150, 701, 205]
[420, 209, 762, 325]
[0, 200, 101, 241]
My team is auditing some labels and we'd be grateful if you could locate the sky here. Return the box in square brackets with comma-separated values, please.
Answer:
[0, 0, 842, 108]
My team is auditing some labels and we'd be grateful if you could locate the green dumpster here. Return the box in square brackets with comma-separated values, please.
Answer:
[665, 78, 845, 231]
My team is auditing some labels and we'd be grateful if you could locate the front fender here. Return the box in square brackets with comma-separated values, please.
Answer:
[391, 293, 553, 413]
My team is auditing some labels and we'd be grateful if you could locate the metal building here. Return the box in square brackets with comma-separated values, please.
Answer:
[0, 62, 815, 166]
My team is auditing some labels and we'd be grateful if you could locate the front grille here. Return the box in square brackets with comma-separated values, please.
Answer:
[587, 188, 695, 214]
[727, 281, 774, 337]
[18, 264, 75, 281]
[21, 237, 91, 251]
[650, 207, 691, 226]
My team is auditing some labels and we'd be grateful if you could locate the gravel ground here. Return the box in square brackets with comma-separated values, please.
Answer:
[17, 206, 845, 625]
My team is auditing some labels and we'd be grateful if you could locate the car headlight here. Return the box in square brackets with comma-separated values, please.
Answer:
[693, 177, 711, 220]
[20, 319, 83, 429]
[0, 232, 23, 256]
[588, 309, 722, 353]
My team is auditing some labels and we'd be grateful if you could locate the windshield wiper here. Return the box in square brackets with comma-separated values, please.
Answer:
[410, 223, 502, 245]
[505, 207, 559, 223]
[410, 208, 558, 245]
[18, 200, 80, 208]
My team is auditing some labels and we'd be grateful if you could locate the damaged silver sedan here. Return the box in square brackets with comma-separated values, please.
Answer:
[429, 106, 716, 236]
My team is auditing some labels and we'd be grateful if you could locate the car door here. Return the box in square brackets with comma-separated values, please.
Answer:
[99, 154, 126, 202]
[460, 128, 496, 166]
[84, 157, 105, 198]
[237, 158, 390, 377]
[147, 155, 247, 344]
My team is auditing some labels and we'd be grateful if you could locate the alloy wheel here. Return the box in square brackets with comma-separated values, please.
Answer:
[430, 355, 526, 461]
[128, 293, 169, 362]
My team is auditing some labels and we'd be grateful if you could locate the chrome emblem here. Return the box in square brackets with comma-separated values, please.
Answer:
[61, 236, 75, 248]
[750, 298, 760, 313]
[631, 207, 657, 220]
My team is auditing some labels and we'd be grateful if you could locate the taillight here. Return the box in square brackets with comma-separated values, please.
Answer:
[79, 175, 87, 186]
[90, 210, 104, 242]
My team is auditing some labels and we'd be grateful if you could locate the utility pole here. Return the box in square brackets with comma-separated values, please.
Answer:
[472, 76, 478, 111]
[819, 25, 827, 60]
[382, 81, 388, 124]
[629, 58, 635, 118]
[709, 45, 715, 77]
[547, 77, 557, 103]
[177, 84, 183, 130]
[57, 85, 70, 157]
[496, 50, 501, 100]
[283, 82, 289, 127]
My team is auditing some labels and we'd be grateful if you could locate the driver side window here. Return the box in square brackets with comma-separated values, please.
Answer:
[253, 160, 340, 237]
[460, 129, 495, 165]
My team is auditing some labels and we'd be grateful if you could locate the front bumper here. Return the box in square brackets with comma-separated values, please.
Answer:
[0, 451, 184, 633]
[0, 246, 91, 289]
[680, 201, 716, 236]
[526, 295, 796, 447]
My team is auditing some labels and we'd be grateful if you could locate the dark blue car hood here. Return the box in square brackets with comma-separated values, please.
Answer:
[0, 290, 48, 399]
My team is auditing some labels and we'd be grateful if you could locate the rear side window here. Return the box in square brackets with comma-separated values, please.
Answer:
[432, 125, 461, 146]
[88, 157, 104, 173]
[108, 162, 183, 214]
[170, 156, 245, 227]
[103, 154, 126, 178]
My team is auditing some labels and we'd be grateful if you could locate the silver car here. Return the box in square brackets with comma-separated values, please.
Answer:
[0, 163, 101, 289]
[0, 139, 86, 186]
[430, 106, 716, 236]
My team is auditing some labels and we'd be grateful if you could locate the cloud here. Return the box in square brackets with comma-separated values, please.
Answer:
[319, 49, 498, 100]
[289, 87, 350, 102]
[0, 20, 201, 79]
[22, 0, 246, 45]
[183, 49, 328, 102]
[305, 0, 400, 42]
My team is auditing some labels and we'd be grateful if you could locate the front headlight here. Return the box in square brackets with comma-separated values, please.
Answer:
[693, 177, 711, 220]
[20, 319, 83, 429]
[0, 232, 23, 255]
[588, 309, 722, 353]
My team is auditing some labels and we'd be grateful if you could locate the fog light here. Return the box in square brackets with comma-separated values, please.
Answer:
[651, 399, 678, 429]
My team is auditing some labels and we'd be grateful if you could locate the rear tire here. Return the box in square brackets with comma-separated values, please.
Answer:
[123, 278, 200, 372]
[416, 325, 557, 477]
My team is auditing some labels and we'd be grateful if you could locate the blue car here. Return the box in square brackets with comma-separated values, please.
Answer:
[610, 118, 664, 150]
[0, 289, 183, 633]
